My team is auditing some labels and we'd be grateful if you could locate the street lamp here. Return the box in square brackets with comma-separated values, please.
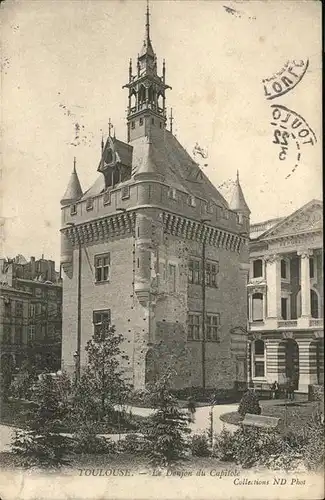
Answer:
[66, 222, 81, 384]
[200, 218, 211, 391]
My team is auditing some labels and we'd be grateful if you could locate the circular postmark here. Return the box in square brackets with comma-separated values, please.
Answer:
[262, 60, 309, 100]
[270, 104, 317, 179]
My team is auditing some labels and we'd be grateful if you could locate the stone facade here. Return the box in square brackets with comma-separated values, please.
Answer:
[248, 199, 324, 393]
[0, 255, 62, 373]
[60, 4, 249, 390]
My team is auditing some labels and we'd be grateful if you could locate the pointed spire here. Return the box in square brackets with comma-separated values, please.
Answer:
[60, 158, 83, 206]
[139, 0, 155, 58]
[229, 170, 250, 215]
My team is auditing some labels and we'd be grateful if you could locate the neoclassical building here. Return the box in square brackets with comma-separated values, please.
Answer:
[248, 199, 323, 393]
[60, 4, 249, 390]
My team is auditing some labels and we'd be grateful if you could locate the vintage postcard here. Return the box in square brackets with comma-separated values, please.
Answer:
[0, 0, 323, 499]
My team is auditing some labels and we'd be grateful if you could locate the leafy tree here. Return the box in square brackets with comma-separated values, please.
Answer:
[238, 389, 261, 417]
[144, 372, 191, 467]
[9, 359, 38, 400]
[11, 373, 70, 468]
[74, 322, 130, 423]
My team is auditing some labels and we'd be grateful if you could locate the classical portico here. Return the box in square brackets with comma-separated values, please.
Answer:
[247, 200, 323, 394]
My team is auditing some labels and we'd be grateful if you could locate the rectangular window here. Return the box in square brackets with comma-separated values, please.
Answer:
[309, 257, 315, 279]
[139, 117, 143, 126]
[206, 313, 220, 341]
[188, 195, 196, 207]
[4, 300, 11, 316]
[15, 301, 23, 318]
[15, 326, 23, 344]
[168, 187, 177, 200]
[187, 313, 201, 340]
[168, 264, 176, 292]
[254, 361, 265, 378]
[253, 259, 263, 278]
[281, 259, 287, 279]
[206, 261, 219, 287]
[29, 304, 35, 318]
[35, 288, 42, 298]
[103, 191, 111, 205]
[188, 258, 200, 284]
[2, 326, 11, 344]
[95, 253, 110, 283]
[93, 309, 111, 335]
[281, 297, 288, 320]
[70, 204, 77, 215]
[206, 202, 214, 214]
[131, 121, 135, 129]
[28, 325, 35, 342]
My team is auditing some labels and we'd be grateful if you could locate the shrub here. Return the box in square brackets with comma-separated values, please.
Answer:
[232, 426, 261, 468]
[117, 433, 148, 455]
[302, 412, 324, 471]
[11, 373, 70, 468]
[145, 373, 191, 466]
[71, 424, 116, 455]
[190, 434, 210, 457]
[213, 428, 236, 461]
[238, 390, 261, 417]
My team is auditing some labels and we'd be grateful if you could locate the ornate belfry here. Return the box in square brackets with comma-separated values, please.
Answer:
[123, 1, 171, 142]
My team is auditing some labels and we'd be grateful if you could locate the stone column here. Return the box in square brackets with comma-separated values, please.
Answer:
[265, 254, 281, 327]
[297, 250, 312, 327]
[296, 339, 318, 393]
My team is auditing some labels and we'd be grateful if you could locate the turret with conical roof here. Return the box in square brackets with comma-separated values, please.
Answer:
[229, 170, 250, 216]
[60, 158, 83, 206]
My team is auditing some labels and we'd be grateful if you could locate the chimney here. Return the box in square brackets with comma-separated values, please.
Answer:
[30, 256, 36, 278]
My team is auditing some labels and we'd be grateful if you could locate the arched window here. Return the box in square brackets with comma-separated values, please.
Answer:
[311, 289, 319, 318]
[252, 293, 264, 322]
[253, 259, 263, 278]
[157, 92, 163, 110]
[138, 85, 146, 104]
[130, 91, 136, 109]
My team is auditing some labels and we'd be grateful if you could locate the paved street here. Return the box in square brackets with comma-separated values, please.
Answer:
[0, 403, 238, 453]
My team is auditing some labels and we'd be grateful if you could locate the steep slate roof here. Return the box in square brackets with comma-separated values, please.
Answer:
[82, 126, 229, 208]
[229, 171, 250, 214]
[61, 164, 83, 206]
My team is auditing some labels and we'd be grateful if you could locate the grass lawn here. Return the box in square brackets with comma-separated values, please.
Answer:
[219, 400, 321, 433]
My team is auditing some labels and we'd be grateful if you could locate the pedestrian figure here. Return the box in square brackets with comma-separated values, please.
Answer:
[287, 379, 295, 401]
[271, 381, 279, 399]
[187, 396, 196, 423]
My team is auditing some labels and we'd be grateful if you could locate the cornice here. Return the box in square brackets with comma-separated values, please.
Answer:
[61, 210, 246, 252]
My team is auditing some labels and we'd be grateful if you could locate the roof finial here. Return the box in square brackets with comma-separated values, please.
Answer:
[108, 118, 113, 137]
[236, 169, 239, 182]
[101, 131, 104, 152]
[73, 156, 76, 173]
[146, 0, 150, 43]
[169, 108, 174, 134]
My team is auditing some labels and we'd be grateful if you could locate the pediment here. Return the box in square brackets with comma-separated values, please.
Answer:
[261, 200, 323, 240]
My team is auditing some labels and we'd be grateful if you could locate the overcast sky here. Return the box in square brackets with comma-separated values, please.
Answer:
[1, 0, 322, 265]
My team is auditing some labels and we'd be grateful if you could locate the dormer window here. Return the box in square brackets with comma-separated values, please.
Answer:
[104, 148, 113, 164]
[86, 198, 94, 211]
[237, 213, 243, 224]
[224, 209, 229, 219]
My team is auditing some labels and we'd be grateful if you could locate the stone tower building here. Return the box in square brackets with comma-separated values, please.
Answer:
[60, 4, 250, 390]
